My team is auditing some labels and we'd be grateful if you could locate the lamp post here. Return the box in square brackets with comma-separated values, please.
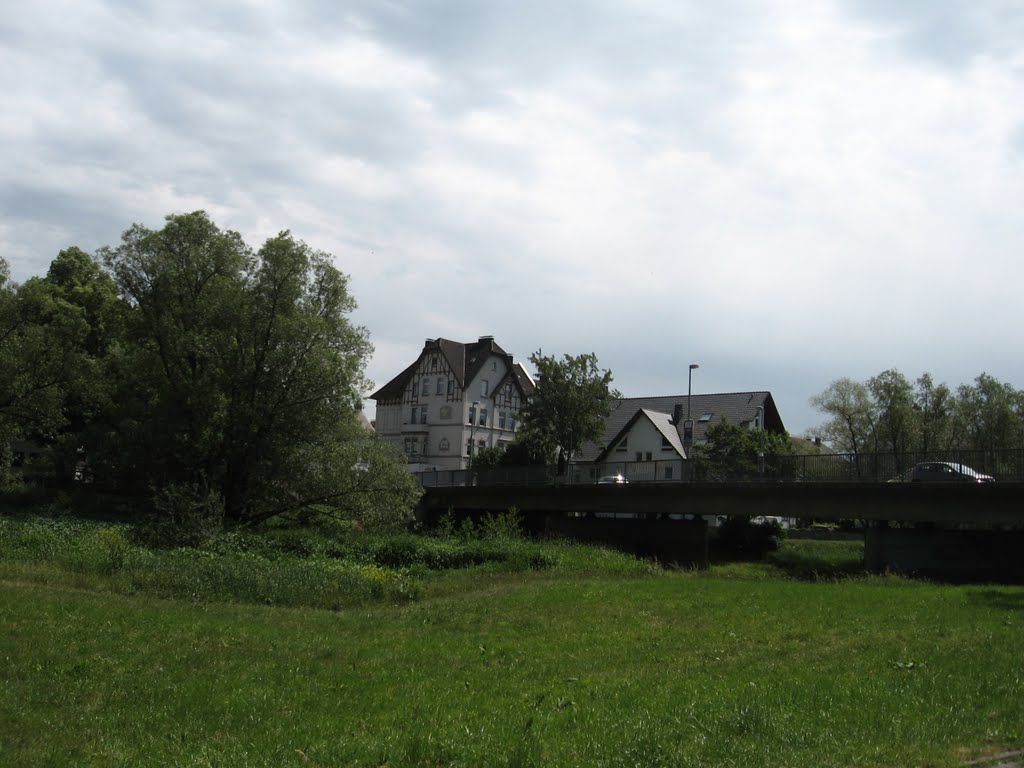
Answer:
[685, 363, 699, 448]
[469, 400, 480, 468]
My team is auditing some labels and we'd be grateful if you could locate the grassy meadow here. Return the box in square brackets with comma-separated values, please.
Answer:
[1, 511, 1022, 767]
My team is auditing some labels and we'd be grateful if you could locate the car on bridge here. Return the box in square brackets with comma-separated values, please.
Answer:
[908, 461, 994, 483]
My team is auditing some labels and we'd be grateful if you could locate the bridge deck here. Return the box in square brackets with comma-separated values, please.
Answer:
[421, 481, 1024, 525]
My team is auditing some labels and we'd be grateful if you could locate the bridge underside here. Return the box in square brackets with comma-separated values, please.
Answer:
[419, 482, 1024, 579]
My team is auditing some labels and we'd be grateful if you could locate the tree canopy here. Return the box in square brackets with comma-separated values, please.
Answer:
[810, 369, 1024, 456]
[2, 213, 420, 532]
[694, 421, 794, 481]
[516, 350, 619, 468]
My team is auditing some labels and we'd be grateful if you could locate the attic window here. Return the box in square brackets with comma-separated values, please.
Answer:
[699, 413, 713, 422]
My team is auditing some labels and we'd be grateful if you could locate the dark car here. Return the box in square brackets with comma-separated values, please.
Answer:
[909, 461, 994, 483]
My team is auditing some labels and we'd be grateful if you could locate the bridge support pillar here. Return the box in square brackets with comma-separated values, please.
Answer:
[864, 524, 1024, 582]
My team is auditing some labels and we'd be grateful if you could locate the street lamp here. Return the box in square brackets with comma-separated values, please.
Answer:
[469, 400, 480, 468]
[685, 363, 699, 447]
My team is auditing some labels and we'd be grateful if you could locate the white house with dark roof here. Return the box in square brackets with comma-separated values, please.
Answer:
[370, 336, 536, 470]
[573, 392, 785, 481]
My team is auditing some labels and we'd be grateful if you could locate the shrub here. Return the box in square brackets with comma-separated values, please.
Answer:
[97, 525, 131, 573]
[137, 481, 225, 549]
[479, 507, 525, 541]
[715, 516, 783, 556]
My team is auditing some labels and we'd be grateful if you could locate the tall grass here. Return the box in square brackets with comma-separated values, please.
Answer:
[0, 513, 655, 609]
[2, 566, 1022, 767]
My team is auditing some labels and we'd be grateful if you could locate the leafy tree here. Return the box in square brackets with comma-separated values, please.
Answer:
[809, 378, 874, 460]
[952, 373, 1024, 453]
[914, 373, 953, 452]
[516, 351, 619, 470]
[470, 444, 507, 469]
[100, 211, 419, 528]
[37, 248, 126, 481]
[0, 259, 95, 460]
[694, 421, 794, 481]
[867, 369, 915, 458]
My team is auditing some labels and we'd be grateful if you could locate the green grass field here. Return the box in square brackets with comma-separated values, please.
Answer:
[1, 515, 1022, 767]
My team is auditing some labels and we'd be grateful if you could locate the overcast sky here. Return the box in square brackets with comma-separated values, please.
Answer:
[3, 1, 1023, 436]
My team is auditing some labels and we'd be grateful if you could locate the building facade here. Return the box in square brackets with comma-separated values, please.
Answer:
[370, 336, 536, 470]
[573, 391, 786, 482]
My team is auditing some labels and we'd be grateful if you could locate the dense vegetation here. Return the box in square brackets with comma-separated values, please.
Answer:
[810, 370, 1024, 455]
[1, 212, 420, 537]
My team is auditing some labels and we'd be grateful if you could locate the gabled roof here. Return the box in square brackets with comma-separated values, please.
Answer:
[593, 407, 686, 463]
[370, 336, 536, 403]
[576, 391, 785, 463]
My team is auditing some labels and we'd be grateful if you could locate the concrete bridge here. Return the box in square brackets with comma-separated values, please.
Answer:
[419, 481, 1024, 580]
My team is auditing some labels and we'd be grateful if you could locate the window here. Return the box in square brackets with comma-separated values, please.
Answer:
[509, 416, 516, 431]
[466, 439, 474, 456]
[436, 378, 444, 395]
[439, 438, 450, 453]
[646, 452, 653, 462]
[616, 437, 628, 452]
[699, 413, 713, 423]
[661, 436, 672, 449]
[410, 408, 418, 425]
[447, 379, 454, 397]
[468, 406, 476, 424]
[420, 406, 427, 424]
[481, 379, 490, 397]
[664, 466, 674, 480]
[478, 408, 487, 426]
[478, 439, 486, 451]
[635, 452, 643, 463]
[421, 379, 430, 396]
[499, 411, 507, 429]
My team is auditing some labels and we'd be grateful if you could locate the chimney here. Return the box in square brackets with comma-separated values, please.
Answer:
[672, 403, 683, 425]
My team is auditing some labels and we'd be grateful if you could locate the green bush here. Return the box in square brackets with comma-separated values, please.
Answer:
[97, 525, 131, 573]
[138, 481, 225, 549]
[714, 516, 783, 556]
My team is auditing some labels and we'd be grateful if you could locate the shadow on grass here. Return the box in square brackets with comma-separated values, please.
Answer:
[965, 589, 1024, 611]
[753, 538, 867, 581]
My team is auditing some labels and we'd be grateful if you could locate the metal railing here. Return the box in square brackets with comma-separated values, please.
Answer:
[414, 449, 1024, 487]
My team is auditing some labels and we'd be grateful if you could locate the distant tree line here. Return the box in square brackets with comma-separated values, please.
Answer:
[810, 370, 1024, 457]
[1, 212, 420, 537]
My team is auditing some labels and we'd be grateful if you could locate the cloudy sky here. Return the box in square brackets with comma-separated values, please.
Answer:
[3, 1, 1023, 436]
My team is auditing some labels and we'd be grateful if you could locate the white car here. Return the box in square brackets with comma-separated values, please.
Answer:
[597, 474, 628, 484]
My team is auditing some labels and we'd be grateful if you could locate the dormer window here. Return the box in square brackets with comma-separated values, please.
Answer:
[615, 436, 628, 452]
[699, 413, 713, 423]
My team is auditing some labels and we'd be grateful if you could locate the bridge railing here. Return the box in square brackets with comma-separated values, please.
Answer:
[414, 449, 1024, 487]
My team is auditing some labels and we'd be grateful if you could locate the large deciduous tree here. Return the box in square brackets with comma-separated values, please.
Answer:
[811, 370, 1024, 456]
[1, 254, 101, 464]
[101, 211, 419, 528]
[867, 369, 915, 457]
[809, 377, 874, 460]
[914, 373, 953, 452]
[694, 421, 794, 481]
[516, 351, 619, 469]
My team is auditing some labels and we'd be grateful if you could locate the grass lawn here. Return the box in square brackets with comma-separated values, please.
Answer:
[1, 529, 1023, 767]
